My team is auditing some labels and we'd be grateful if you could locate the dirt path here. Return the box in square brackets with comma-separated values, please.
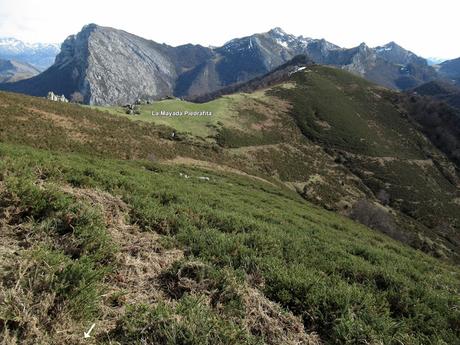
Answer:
[163, 156, 278, 187]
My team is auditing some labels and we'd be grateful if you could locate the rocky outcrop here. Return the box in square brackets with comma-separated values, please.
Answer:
[46, 91, 68, 102]
[0, 25, 184, 105]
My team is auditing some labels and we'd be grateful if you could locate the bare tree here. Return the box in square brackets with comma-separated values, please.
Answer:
[376, 189, 391, 205]
[350, 199, 398, 238]
[70, 92, 84, 104]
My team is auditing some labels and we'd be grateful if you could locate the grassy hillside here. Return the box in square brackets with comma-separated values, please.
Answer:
[1, 63, 460, 344]
[1, 143, 459, 345]
[91, 89, 288, 141]
[90, 66, 460, 262]
[268, 66, 460, 259]
[0, 63, 459, 264]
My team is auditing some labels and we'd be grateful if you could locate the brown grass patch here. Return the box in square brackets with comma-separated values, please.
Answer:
[242, 286, 321, 345]
[27, 107, 93, 143]
[161, 260, 321, 345]
[59, 187, 184, 338]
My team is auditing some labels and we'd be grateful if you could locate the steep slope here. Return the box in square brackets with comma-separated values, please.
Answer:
[0, 24, 184, 105]
[177, 29, 438, 96]
[0, 37, 60, 70]
[0, 58, 40, 83]
[412, 79, 460, 109]
[0, 134, 459, 345]
[174, 28, 317, 97]
[375, 42, 429, 66]
[438, 57, 460, 86]
[323, 42, 437, 89]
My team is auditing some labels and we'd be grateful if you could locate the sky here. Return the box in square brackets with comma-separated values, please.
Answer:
[0, 0, 459, 59]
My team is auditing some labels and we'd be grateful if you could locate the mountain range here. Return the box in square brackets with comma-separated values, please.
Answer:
[1, 24, 459, 105]
[0, 37, 60, 71]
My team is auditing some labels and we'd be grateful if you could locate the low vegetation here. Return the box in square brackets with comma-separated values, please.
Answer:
[1, 65, 460, 343]
[0, 143, 459, 344]
[269, 65, 460, 260]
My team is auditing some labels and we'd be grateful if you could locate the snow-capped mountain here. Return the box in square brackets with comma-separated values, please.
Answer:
[214, 28, 436, 90]
[0, 37, 60, 71]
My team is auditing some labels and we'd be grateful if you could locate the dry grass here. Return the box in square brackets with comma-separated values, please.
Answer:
[60, 187, 322, 344]
[242, 286, 321, 345]
[59, 187, 184, 338]
[160, 260, 322, 345]
[0, 183, 184, 344]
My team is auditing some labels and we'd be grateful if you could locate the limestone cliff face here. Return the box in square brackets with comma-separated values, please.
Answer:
[86, 25, 177, 104]
[54, 24, 177, 105]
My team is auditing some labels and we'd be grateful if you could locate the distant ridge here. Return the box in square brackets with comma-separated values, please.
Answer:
[438, 57, 460, 86]
[189, 55, 315, 103]
[0, 37, 60, 70]
[0, 58, 40, 83]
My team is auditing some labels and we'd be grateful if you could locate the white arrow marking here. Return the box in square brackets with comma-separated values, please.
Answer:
[84, 323, 95, 339]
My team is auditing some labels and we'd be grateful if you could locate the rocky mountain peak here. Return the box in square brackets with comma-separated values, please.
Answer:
[357, 42, 370, 51]
[81, 23, 100, 32]
[375, 41, 429, 68]
[384, 41, 399, 48]
[267, 27, 288, 37]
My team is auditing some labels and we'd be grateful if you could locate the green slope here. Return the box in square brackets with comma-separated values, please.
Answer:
[94, 66, 460, 262]
[1, 62, 459, 264]
[0, 143, 459, 345]
[1, 63, 460, 344]
[269, 66, 460, 260]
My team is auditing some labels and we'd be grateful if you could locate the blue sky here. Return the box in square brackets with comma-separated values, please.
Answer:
[0, 0, 459, 59]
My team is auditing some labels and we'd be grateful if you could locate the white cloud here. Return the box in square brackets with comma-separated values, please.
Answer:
[0, 0, 458, 59]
